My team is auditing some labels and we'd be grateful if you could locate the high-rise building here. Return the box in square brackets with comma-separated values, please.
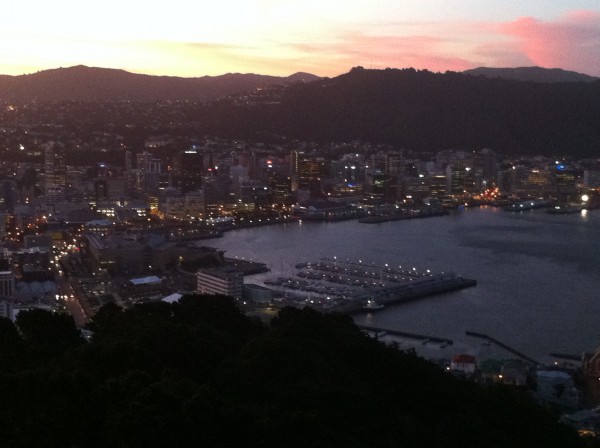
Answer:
[474, 148, 499, 185]
[446, 162, 475, 196]
[136, 151, 162, 193]
[44, 144, 67, 205]
[0, 180, 17, 213]
[385, 152, 406, 177]
[172, 148, 204, 193]
[290, 150, 327, 197]
[44, 144, 67, 188]
[365, 169, 393, 201]
[553, 165, 578, 201]
[429, 173, 448, 198]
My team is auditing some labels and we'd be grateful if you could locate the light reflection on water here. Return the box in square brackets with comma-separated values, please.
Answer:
[217, 207, 600, 362]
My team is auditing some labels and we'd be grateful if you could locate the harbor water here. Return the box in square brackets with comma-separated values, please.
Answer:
[215, 207, 600, 363]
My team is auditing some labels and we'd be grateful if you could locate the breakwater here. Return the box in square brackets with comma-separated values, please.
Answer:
[466, 331, 538, 365]
[357, 324, 453, 345]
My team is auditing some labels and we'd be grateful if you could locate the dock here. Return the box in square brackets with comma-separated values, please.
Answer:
[549, 353, 582, 362]
[264, 258, 476, 313]
[357, 324, 453, 345]
[466, 331, 539, 365]
[504, 200, 548, 212]
[359, 209, 447, 224]
[339, 276, 477, 313]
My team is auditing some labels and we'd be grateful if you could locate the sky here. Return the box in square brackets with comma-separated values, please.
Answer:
[1, 1, 599, 78]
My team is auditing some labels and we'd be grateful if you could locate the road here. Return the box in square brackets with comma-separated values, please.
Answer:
[56, 275, 89, 327]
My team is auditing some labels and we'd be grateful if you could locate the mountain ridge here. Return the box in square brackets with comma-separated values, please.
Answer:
[0, 65, 321, 102]
[196, 66, 600, 156]
[463, 66, 598, 83]
[0, 64, 597, 103]
[2, 65, 600, 156]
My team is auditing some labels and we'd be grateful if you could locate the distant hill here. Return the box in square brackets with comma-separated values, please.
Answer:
[195, 66, 600, 156]
[463, 66, 599, 83]
[0, 65, 321, 102]
[3, 65, 600, 156]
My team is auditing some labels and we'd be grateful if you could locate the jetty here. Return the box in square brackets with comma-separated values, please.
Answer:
[264, 258, 476, 313]
[357, 324, 453, 345]
[359, 209, 447, 224]
[466, 331, 539, 365]
[504, 199, 548, 212]
[549, 353, 581, 362]
[338, 276, 477, 314]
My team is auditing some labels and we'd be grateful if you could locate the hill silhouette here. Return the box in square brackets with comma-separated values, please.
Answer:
[195, 66, 600, 156]
[463, 66, 599, 83]
[0, 65, 320, 102]
[2, 65, 600, 156]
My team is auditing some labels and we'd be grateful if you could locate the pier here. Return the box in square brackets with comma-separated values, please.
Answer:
[466, 331, 539, 365]
[504, 199, 548, 212]
[358, 324, 453, 345]
[359, 209, 447, 224]
[264, 258, 476, 313]
[337, 276, 477, 314]
[549, 353, 582, 362]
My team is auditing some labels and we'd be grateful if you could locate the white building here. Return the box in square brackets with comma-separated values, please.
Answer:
[197, 268, 243, 299]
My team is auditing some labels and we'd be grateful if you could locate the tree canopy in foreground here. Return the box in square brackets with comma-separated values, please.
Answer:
[0, 295, 587, 447]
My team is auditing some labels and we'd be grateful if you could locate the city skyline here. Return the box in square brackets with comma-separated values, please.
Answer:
[1, 1, 599, 78]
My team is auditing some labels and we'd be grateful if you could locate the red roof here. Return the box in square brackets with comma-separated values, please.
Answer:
[452, 354, 476, 364]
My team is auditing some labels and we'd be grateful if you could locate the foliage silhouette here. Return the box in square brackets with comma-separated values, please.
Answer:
[0, 296, 587, 447]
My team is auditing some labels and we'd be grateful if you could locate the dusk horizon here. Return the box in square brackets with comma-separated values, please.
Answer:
[1, 62, 598, 80]
[2, 1, 599, 78]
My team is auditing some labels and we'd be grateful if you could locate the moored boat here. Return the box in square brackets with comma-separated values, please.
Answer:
[363, 299, 385, 310]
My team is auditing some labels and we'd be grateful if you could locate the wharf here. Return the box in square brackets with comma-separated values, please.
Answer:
[359, 210, 447, 224]
[224, 258, 269, 275]
[466, 331, 539, 365]
[504, 200, 548, 212]
[264, 258, 476, 313]
[357, 324, 453, 345]
[549, 353, 582, 362]
[339, 276, 477, 314]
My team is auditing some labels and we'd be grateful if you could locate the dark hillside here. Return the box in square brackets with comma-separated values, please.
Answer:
[198, 67, 600, 156]
[463, 66, 599, 83]
[0, 297, 585, 447]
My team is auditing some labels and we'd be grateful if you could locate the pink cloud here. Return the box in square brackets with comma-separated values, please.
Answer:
[291, 32, 473, 74]
[490, 11, 600, 75]
[165, 10, 600, 77]
[311, 11, 600, 76]
[473, 41, 534, 68]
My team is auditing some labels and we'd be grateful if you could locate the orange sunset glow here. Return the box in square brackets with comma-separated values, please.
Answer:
[1, 1, 599, 77]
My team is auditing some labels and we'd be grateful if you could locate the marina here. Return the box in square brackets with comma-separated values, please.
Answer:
[216, 207, 600, 362]
[263, 258, 477, 313]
